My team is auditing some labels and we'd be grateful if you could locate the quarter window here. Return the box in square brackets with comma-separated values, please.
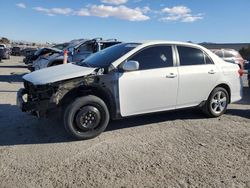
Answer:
[129, 46, 173, 70]
[178, 46, 209, 66]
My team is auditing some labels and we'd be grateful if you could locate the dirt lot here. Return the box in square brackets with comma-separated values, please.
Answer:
[0, 56, 250, 188]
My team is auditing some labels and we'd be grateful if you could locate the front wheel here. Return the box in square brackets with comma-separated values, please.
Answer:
[63, 95, 110, 140]
[202, 87, 229, 117]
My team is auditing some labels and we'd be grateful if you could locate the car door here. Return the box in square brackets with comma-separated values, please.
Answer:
[176, 46, 219, 108]
[118, 45, 178, 117]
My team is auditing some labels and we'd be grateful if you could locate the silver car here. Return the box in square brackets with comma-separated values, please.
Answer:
[32, 38, 121, 71]
[211, 49, 246, 69]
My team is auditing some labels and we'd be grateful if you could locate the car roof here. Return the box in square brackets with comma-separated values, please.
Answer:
[111, 41, 218, 68]
[139, 40, 203, 48]
[69, 38, 121, 49]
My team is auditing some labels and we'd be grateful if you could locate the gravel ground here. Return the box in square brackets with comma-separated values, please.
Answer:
[0, 56, 250, 188]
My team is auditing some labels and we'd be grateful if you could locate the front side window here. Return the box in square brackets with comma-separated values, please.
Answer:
[129, 45, 173, 70]
[178, 46, 208, 66]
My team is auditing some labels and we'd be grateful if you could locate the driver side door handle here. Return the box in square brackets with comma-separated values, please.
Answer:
[208, 70, 216, 74]
[166, 73, 177, 78]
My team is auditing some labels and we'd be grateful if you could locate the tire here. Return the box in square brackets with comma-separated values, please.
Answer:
[202, 87, 229, 118]
[63, 95, 110, 140]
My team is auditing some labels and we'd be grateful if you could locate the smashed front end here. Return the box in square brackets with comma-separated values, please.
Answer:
[17, 80, 58, 116]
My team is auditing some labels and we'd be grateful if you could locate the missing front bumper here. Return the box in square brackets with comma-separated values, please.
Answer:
[16, 88, 56, 112]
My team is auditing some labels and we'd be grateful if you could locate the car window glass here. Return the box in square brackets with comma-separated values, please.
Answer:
[215, 51, 223, 58]
[101, 42, 119, 50]
[77, 43, 93, 53]
[224, 51, 234, 58]
[79, 43, 140, 69]
[204, 53, 213, 64]
[129, 46, 173, 70]
[178, 46, 205, 66]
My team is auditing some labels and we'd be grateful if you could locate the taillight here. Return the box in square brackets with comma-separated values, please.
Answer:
[238, 69, 243, 77]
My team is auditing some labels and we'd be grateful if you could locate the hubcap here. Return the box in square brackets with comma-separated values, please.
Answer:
[210, 91, 227, 114]
[75, 106, 101, 131]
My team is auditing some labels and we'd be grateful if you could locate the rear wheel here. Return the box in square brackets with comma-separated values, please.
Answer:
[63, 95, 110, 140]
[202, 87, 229, 117]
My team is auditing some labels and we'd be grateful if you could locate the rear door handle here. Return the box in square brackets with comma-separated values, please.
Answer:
[166, 73, 177, 78]
[208, 70, 216, 74]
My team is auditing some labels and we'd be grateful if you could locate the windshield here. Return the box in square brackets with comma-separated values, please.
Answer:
[34, 48, 43, 56]
[77, 43, 140, 68]
[66, 39, 88, 49]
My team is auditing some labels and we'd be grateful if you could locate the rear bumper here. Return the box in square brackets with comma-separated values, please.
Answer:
[17, 88, 55, 112]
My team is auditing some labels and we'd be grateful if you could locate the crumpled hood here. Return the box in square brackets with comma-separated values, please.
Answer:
[23, 63, 96, 85]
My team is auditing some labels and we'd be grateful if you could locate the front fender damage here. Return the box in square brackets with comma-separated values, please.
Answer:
[50, 75, 99, 105]
[21, 68, 103, 117]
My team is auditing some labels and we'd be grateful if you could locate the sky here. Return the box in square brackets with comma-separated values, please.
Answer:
[0, 0, 250, 43]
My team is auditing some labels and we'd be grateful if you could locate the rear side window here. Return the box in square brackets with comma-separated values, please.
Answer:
[178, 46, 208, 66]
[204, 53, 214, 64]
[129, 45, 173, 70]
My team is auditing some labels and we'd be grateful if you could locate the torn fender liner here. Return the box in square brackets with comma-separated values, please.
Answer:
[23, 63, 97, 85]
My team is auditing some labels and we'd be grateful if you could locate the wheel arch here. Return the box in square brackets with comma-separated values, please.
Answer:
[213, 83, 231, 103]
[59, 85, 117, 119]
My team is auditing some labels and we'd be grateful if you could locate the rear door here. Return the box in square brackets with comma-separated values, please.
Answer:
[176, 46, 219, 108]
[119, 45, 179, 116]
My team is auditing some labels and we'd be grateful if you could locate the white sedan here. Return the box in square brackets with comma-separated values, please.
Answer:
[18, 41, 243, 139]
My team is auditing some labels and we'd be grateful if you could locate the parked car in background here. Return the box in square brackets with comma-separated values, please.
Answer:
[11, 46, 22, 56]
[23, 43, 69, 71]
[0, 47, 11, 60]
[52, 42, 70, 50]
[211, 49, 246, 69]
[32, 38, 121, 71]
[17, 41, 243, 139]
[0, 44, 7, 49]
[21, 48, 38, 57]
[24, 47, 62, 67]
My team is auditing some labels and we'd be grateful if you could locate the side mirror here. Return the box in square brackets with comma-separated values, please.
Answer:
[122, 60, 139, 72]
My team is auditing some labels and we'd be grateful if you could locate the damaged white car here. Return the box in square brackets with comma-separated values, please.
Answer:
[17, 41, 243, 139]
